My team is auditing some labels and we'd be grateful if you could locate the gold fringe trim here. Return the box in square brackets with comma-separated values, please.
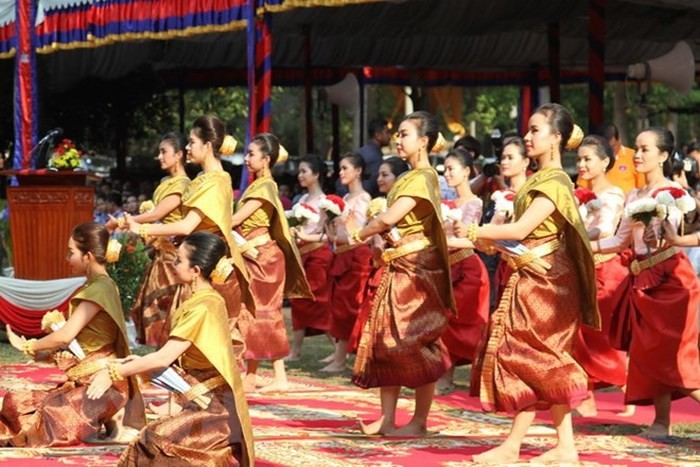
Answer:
[260, 0, 385, 14]
[0, 48, 15, 59]
[448, 248, 473, 266]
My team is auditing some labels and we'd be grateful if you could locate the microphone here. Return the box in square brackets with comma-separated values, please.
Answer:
[37, 127, 63, 145]
[32, 128, 63, 169]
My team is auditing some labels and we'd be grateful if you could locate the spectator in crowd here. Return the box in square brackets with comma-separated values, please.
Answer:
[104, 192, 124, 219]
[123, 193, 139, 216]
[93, 193, 108, 224]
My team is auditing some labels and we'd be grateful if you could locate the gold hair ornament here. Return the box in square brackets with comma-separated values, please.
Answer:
[210, 257, 234, 284]
[565, 124, 585, 151]
[105, 238, 122, 263]
[432, 132, 447, 153]
[277, 144, 289, 164]
[139, 200, 155, 214]
[220, 135, 238, 156]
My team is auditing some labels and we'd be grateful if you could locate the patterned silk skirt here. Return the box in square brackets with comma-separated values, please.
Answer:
[573, 254, 628, 388]
[290, 242, 334, 335]
[131, 241, 180, 347]
[441, 251, 490, 366]
[238, 232, 289, 361]
[623, 251, 700, 405]
[329, 244, 373, 341]
[470, 236, 589, 413]
[120, 368, 246, 466]
[352, 241, 450, 389]
[0, 348, 129, 447]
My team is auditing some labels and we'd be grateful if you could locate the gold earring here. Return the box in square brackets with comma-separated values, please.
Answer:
[191, 275, 197, 291]
[550, 144, 555, 162]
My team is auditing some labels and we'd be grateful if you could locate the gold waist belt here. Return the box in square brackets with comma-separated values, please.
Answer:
[335, 243, 360, 254]
[630, 247, 679, 275]
[593, 252, 617, 265]
[241, 233, 272, 254]
[449, 248, 474, 266]
[381, 238, 431, 263]
[298, 241, 325, 256]
[65, 356, 113, 381]
[182, 374, 227, 409]
[506, 238, 561, 270]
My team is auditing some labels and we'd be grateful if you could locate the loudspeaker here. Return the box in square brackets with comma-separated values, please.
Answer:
[325, 73, 359, 112]
[627, 41, 695, 95]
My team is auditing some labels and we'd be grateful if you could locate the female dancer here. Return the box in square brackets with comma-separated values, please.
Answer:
[87, 232, 254, 466]
[127, 116, 251, 351]
[351, 111, 454, 436]
[572, 135, 630, 417]
[117, 132, 190, 347]
[0, 222, 144, 446]
[438, 147, 489, 394]
[289, 155, 334, 360]
[592, 127, 700, 437]
[234, 133, 311, 393]
[323, 153, 373, 372]
[459, 103, 599, 464]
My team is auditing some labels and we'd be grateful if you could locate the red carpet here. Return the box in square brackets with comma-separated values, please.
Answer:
[0, 364, 698, 465]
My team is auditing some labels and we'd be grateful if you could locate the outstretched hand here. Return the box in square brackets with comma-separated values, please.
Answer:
[87, 368, 112, 400]
[124, 214, 141, 235]
[660, 219, 679, 246]
[5, 324, 26, 353]
[642, 222, 661, 249]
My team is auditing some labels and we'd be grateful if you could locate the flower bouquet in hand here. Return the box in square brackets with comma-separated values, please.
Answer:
[573, 188, 602, 219]
[319, 195, 345, 223]
[440, 200, 463, 224]
[41, 310, 86, 360]
[285, 202, 320, 228]
[366, 197, 400, 242]
[623, 197, 666, 256]
[491, 189, 516, 223]
[650, 186, 696, 243]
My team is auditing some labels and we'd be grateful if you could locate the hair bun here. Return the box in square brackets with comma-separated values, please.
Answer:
[220, 135, 238, 156]
[432, 132, 447, 153]
[277, 144, 289, 164]
[565, 124, 584, 151]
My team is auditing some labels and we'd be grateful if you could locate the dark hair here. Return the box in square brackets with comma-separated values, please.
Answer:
[533, 103, 574, 154]
[642, 127, 674, 176]
[71, 222, 109, 265]
[161, 132, 187, 165]
[502, 136, 528, 159]
[252, 133, 281, 166]
[299, 155, 327, 184]
[580, 135, 615, 172]
[687, 141, 700, 154]
[445, 147, 474, 172]
[402, 111, 439, 152]
[181, 232, 227, 279]
[598, 123, 620, 141]
[454, 135, 482, 157]
[191, 115, 227, 157]
[340, 152, 368, 180]
[379, 157, 409, 178]
[368, 118, 388, 138]
[106, 191, 122, 207]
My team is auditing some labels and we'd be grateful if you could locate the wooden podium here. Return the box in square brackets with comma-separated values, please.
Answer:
[3, 170, 95, 280]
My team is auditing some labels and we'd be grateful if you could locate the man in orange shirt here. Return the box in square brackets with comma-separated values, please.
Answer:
[577, 123, 644, 194]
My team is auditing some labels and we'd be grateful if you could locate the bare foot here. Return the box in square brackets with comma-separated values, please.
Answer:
[359, 416, 394, 435]
[530, 445, 579, 464]
[320, 361, 346, 372]
[617, 405, 636, 417]
[639, 422, 671, 438]
[384, 420, 427, 437]
[319, 352, 335, 363]
[258, 380, 289, 394]
[573, 393, 598, 417]
[472, 443, 520, 464]
[243, 373, 257, 393]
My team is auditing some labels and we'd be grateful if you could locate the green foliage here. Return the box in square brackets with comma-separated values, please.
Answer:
[106, 235, 150, 317]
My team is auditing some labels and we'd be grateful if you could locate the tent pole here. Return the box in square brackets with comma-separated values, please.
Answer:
[588, 0, 606, 133]
[547, 22, 561, 104]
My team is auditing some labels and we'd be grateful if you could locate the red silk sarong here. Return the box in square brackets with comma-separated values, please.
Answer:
[573, 254, 629, 388]
[441, 252, 489, 365]
[329, 244, 372, 341]
[470, 236, 589, 413]
[623, 251, 700, 405]
[290, 242, 333, 335]
[238, 230, 289, 361]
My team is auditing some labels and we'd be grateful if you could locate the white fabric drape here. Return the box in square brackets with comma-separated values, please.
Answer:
[0, 277, 85, 310]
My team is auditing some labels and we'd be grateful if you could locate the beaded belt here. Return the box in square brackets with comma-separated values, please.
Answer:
[505, 238, 560, 270]
[65, 357, 112, 381]
[630, 247, 678, 275]
[241, 233, 272, 254]
[381, 237, 431, 263]
[449, 248, 474, 265]
[181, 375, 227, 409]
[593, 252, 617, 265]
[335, 243, 360, 254]
[298, 241, 325, 256]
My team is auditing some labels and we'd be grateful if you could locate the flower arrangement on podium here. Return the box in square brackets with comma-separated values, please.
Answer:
[48, 138, 84, 170]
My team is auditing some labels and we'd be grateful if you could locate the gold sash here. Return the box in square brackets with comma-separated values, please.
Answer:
[335, 243, 360, 254]
[381, 237, 431, 263]
[593, 252, 617, 265]
[241, 233, 272, 255]
[630, 247, 679, 275]
[505, 238, 561, 270]
[298, 241, 325, 256]
[448, 248, 474, 266]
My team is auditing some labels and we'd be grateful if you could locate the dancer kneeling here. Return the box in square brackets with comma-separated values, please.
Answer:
[0, 222, 145, 446]
[87, 232, 254, 466]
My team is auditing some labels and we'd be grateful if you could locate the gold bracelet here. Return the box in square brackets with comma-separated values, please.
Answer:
[117, 217, 126, 228]
[466, 222, 479, 242]
[22, 338, 37, 356]
[108, 363, 125, 383]
[139, 224, 150, 239]
[351, 228, 363, 244]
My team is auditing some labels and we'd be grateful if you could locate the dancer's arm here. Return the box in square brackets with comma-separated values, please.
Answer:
[126, 209, 203, 237]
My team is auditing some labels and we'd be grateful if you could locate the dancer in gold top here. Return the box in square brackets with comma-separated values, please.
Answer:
[88, 232, 254, 466]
